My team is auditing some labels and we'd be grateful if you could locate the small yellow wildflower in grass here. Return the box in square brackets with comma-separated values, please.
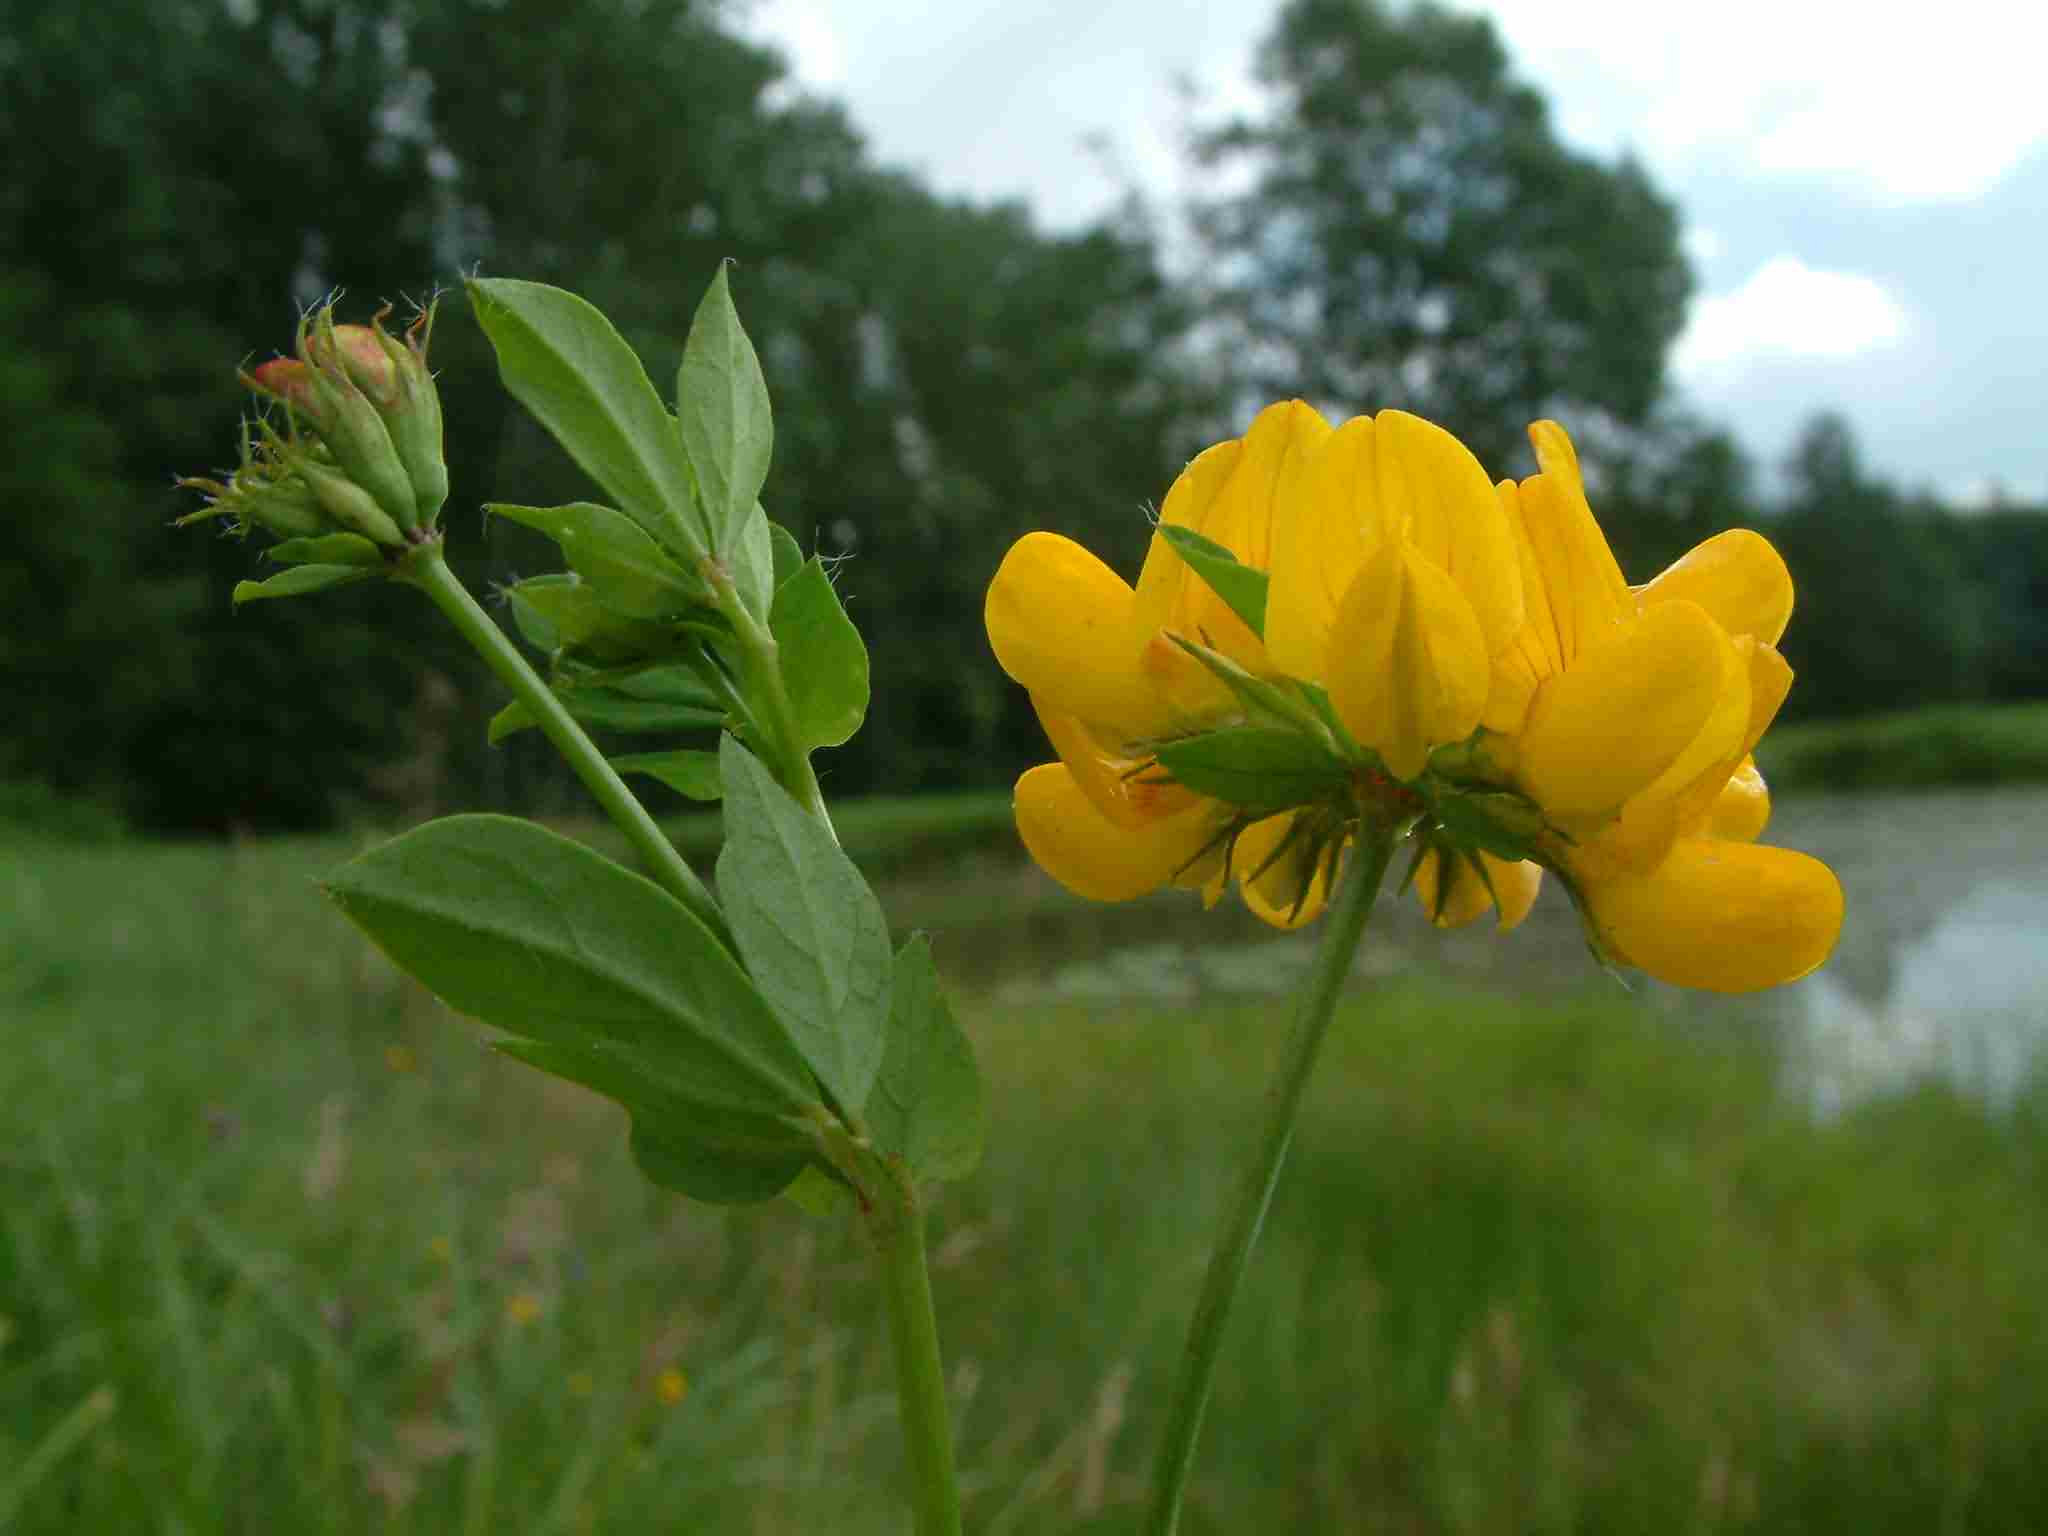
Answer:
[503, 1291, 543, 1327]
[383, 1043, 417, 1074]
[427, 1235, 453, 1264]
[655, 1366, 688, 1406]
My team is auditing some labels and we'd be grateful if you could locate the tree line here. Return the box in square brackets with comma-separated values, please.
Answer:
[2, 0, 2039, 831]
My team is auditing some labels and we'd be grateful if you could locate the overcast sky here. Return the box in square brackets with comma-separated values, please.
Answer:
[739, 0, 2048, 507]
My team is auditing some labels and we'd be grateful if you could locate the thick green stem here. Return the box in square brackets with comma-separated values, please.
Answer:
[708, 572, 834, 835]
[400, 541, 729, 943]
[869, 1163, 962, 1536]
[1143, 829, 1396, 1536]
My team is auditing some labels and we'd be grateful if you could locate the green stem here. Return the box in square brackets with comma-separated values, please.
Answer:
[1143, 828, 1396, 1536]
[708, 571, 834, 835]
[869, 1163, 962, 1536]
[400, 541, 729, 943]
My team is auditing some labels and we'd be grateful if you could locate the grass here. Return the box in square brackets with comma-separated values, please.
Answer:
[6, 831, 2048, 1532]
[1761, 700, 2048, 792]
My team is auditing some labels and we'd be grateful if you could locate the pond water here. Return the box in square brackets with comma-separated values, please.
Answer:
[992, 786, 2048, 1109]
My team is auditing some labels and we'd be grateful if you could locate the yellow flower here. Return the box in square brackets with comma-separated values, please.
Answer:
[1268, 410, 1525, 781]
[987, 402, 1338, 924]
[504, 1291, 544, 1327]
[655, 1366, 688, 1406]
[1487, 421, 1843, 992]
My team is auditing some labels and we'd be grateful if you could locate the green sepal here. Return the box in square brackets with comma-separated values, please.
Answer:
[264, 533, 384, 568]
[488, 501, 703, 617]
[715, 738, 892, 1114]
[1152, 727, 1352, 814]
[1166, 634, 1330, 740]
[863, 934, 984, 1185]
[771, 557, 869, 750]
[231, 564, 379, 606]
[1425, 784, 1550, 864]
[467, 278, 706, 554]
[611, 748, 723, 801]
[494, 1038, 810, 1205]
[678, 265, 773, 562]
[1158, 524, 1268, 639]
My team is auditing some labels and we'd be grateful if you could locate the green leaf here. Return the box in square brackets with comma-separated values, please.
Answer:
[864, 934, 984, 1184]
[768, 521, 806, 592]
[1158, 523, 1269, 638]
[324, 815, 819, 1120]
[780, 1162, 853, 1216]
[230, 564, 378, 605]
[488, 664, 730, 744]
[613, 749, 723, 801]
[1153, 727, 1351, 811]
[500, 575, 669, 660]
[505, 574, 572, 652]
[715, 738, 891, 1112]
[489, 502, 702, 617]
[467, 278, 705, 554]
[265, 533, 383, 567]
[496, 1038, 809, 1205]
[678, 265, 772, 559]
[729, 500, 775, 620]
[771, 558, 869, 750]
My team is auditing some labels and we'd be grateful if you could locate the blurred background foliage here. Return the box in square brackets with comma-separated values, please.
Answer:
[2, 0, 2042, 832]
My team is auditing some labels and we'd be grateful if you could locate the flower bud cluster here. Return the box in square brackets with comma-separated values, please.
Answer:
[179, 300, 447, 554]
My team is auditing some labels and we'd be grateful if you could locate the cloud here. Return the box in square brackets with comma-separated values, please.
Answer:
[1486, 0, 2048, 205]
[1673, 257, 1908, 376]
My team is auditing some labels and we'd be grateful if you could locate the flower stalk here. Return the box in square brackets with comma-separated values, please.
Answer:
[1143, 824, 1397, 1536]
[396, 540, 729, 944]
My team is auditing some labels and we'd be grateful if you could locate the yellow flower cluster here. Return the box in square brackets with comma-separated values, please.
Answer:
[984, 402, 1844, 993]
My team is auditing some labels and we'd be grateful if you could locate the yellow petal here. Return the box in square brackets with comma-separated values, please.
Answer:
[1583, 838, 1844, 993]
[1235, 813, 1331, 929]
[1376, 411, 1523, 655]
[1741, 642, 1794, 754]
[1635, 530, 1793, 646]
[1520, 422, 1631, 664]
[1267, 414, 1376, 679]
[987, 533, 1171, 738]
[1029, 697, 1199, 831]
[1413, 850, 1543, 930]
[1706, 757, 1771, 842]
[1483, 479, 1551, 734]
[1135, 401, 1330, 671]
[1327, 545, 1490, 780]
[1516, 599, 1725, 816]
[1013, 763, 1222, 903]
[1632, 619, 1752, 808]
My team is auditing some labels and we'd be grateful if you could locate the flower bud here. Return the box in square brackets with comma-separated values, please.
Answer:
[242, 299, 449, 537]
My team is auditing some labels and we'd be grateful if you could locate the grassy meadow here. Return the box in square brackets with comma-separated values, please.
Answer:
[6, 815, 2048, 1534]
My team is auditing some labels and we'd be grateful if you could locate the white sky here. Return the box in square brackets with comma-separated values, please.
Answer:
[741, 0, 2048, 504]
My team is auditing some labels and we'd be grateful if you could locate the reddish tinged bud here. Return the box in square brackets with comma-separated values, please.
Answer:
[247, 357, 319, 416]
[311, 322, 402, 408]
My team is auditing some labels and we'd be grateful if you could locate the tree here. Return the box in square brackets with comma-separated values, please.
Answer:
[1191, 0, 1692, 469]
